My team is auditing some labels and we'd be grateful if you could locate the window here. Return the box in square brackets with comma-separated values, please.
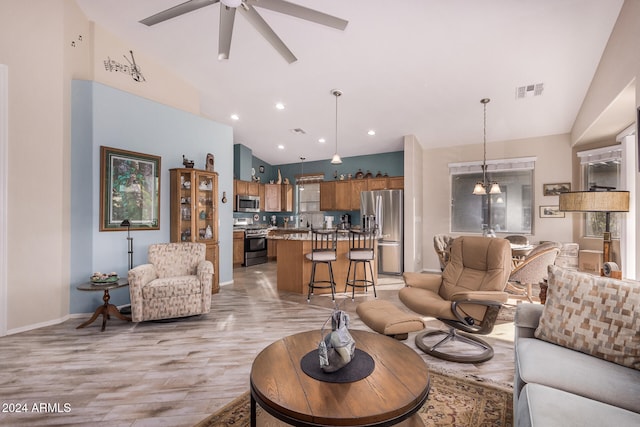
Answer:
[449, 158, 535, 234]
[578, 146, 622, 238]
[296, 174, 324, 227]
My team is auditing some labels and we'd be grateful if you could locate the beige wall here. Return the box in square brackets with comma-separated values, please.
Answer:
[420, 134, 574, 272]
[0, 0, 203, 333]
[92, 23, 199, 115]
[572, 0, 640, 279]
[403, 135, 424, 273]
[1, 0, 71, 330]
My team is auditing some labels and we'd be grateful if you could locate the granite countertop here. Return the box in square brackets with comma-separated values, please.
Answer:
[269, 228, 383, 241]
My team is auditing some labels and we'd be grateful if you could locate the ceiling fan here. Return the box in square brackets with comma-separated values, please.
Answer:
[139, 0, 348, 63]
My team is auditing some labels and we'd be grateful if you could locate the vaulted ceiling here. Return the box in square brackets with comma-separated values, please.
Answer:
[76, 0, 625, 165]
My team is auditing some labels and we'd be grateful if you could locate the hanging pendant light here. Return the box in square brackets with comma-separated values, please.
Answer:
[473, 98, 501, 195]
[299, 156, 305, 191]
[330, 89, 343, 165]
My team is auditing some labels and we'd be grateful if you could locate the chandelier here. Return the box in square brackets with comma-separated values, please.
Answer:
[472, 98, 501, 195]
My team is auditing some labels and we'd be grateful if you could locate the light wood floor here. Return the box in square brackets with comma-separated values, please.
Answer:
[0, 262, 524, 426]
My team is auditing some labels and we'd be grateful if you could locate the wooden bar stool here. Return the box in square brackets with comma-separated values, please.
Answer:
[345, 228, 376, 301]
[305, 227, 338, 302]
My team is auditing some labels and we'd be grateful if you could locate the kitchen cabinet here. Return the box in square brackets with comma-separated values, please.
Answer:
[320, 181, 336, 211]
[350, 179, 368, 209]
[367, 177, 388, 190]
[267, 238, 278, 259]
[335, 181, 351, 210]
[264, 183, 293, 212]
[281, 184, 293, 212]
[259, 184, 265, 208]
[233, 230, 244, 267]
[388, 176, 404, 189]
[247, 181, 260, 196]
[264, 184, 281, 211]
[170, 168, 220, 293]
[234, 179, 248, 196]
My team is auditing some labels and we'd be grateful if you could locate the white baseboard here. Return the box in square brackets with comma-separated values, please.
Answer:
[6, 315, 73, 336]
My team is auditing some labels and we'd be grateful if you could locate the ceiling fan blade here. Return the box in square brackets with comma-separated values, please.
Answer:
[246, 0, 348, 30]
[238, 4, 297, 63]
[139, 0, 219, 26]
[218, 5, 236, 60]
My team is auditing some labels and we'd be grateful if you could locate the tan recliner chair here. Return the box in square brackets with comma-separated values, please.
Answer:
[128, 243, 214, 322]
[399, 236, 512, 363]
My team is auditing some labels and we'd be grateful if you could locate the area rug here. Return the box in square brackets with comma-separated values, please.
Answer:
[194, 371, 513, 427]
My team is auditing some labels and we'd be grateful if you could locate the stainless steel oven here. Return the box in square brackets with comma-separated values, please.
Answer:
[244, 227, 268, 266]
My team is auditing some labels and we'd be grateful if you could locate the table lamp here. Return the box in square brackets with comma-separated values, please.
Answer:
[558, 187, 629, 267]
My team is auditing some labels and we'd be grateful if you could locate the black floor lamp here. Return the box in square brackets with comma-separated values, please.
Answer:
[121, 219, 133, 271]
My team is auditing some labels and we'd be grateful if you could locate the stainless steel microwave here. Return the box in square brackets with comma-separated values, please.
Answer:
[236, 195, 260, 212]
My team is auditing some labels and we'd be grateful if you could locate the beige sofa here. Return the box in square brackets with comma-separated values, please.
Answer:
[514, 266, 640, 426]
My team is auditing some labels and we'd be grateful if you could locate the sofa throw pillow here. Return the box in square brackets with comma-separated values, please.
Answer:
[535, 265, 640, 370]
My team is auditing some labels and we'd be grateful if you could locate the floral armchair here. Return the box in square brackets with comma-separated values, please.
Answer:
[128, 243, 214, 322]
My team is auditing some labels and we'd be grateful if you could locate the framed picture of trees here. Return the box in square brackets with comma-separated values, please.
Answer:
[100, 146, 161, 231]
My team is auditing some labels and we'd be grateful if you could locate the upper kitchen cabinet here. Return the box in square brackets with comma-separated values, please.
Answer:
[320, 176, 404, 211]
[264, 183, 293, 212]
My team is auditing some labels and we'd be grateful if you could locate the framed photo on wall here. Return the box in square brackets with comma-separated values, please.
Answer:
[100, 146, 161, 231]
[543, 182, 571, 196]
[539, 205, 565, 218]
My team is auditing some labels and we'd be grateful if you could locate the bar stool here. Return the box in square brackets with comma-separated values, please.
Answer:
[344, 227, 376, 301]
[305, 227, 338, 302]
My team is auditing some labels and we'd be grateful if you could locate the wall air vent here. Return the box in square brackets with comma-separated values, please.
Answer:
[516, 83, 544, 99]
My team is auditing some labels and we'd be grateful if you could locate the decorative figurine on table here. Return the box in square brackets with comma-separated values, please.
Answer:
[318, 309, 356, 373]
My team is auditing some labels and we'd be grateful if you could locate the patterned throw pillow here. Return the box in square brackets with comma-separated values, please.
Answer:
[535, 265, 640, 370]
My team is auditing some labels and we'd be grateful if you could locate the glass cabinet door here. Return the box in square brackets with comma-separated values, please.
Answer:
[179, 170, 194, 242]
[194, 171, 216, 243]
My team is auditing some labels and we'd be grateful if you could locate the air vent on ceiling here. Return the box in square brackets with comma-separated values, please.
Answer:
[516, 83, 544, 99]
[290, 128, 307, 135]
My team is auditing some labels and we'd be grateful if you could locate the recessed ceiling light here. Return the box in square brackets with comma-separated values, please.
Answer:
[230, 114, 239, 120]
[275, 102, 285, 110]
[367, 130, 376, 136]
[277, 144, 285, 150]
[318, 138, 326, 143]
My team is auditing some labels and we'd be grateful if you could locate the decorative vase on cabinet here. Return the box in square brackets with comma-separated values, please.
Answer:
[170, 168, 220, 293]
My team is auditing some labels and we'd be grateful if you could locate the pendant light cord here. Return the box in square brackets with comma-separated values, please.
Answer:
[480, 98, 490, 187]
[481, 98, 490, 185]
[335, 92, 339, 155]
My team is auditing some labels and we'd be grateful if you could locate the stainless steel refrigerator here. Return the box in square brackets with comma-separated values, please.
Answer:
[360, 189, 403, 275]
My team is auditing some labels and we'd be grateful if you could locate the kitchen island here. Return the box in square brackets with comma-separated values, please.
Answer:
[273, 231, 378, 296]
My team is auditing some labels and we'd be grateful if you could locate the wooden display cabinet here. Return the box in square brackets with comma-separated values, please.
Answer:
[170, 168, 220, 293]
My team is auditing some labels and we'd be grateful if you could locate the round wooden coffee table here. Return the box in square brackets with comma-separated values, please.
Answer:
[250, 329, 430, 426]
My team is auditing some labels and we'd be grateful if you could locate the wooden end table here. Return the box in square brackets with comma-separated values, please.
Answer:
[76, 278, 131, 332]
[250, 329, 430, 426]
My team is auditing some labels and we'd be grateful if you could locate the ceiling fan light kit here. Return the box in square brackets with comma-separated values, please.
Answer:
[139, 0, 348, 63]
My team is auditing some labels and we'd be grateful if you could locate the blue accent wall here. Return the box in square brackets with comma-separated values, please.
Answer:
[71, 81, 234, 314]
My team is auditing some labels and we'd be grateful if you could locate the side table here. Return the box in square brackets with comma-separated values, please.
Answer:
[76, 278, 131, 332]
